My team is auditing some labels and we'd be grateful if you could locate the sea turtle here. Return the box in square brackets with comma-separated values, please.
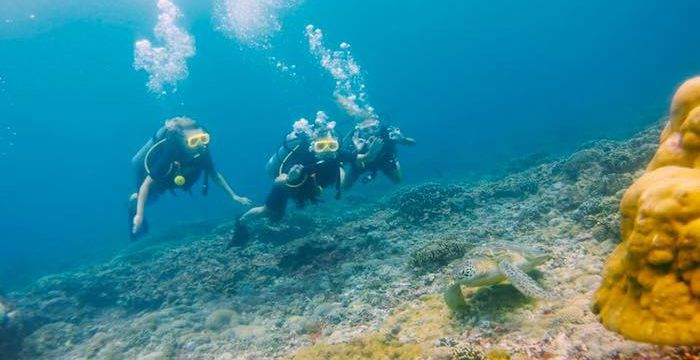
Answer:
[443, 241, 555, 309]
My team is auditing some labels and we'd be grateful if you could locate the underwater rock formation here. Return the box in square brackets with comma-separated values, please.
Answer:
[595, 77, 700, 345]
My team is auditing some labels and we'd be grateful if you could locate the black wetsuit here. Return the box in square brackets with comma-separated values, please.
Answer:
[265, 144, 344, 221]
[132, 129, 215, 202]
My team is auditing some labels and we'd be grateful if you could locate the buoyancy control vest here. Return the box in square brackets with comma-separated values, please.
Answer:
[142, 127, 210, 195]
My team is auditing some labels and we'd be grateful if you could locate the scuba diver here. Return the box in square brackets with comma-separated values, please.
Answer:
[230, 112, 347, 247]
[342, 117, 416, 189]
[129, 117, 251, 239]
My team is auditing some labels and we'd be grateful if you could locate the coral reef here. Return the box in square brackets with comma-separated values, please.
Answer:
[648, 77, 700, 170]
[0, 123, 671, 359]
[410, 238, 468, 269]
[595, 78, 700, 346]
[450, 344, 487, 360]
[595, 167, 700, 345]
[292, 294, 455, 359]
[389, 183, 472, 223]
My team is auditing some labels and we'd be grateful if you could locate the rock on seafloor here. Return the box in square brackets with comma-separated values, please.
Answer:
[3, 125, 698, 359]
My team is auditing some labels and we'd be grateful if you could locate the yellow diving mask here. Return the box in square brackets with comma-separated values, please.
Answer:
[186, 133, 210, 148]
[312, 137, 339, 153]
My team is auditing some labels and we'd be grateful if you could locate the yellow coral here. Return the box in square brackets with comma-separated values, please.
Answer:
[596, 167, 700, 344]
[648, 77, 700, 170]
[595, 79, 700, 345]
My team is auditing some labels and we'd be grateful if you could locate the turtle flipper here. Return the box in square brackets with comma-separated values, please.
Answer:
[498, 260, 555, 300]
[443, 283, 468, 310]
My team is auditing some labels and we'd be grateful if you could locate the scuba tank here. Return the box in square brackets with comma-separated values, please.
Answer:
[266, 119, 313, 177]
[266, 134, 310, 177]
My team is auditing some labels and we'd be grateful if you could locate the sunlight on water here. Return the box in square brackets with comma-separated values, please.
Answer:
[133, 0, 195, 95]
[305, 24, 375, 120]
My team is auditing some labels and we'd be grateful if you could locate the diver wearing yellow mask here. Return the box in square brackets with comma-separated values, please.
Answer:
[342, 117, 415, 189]
[231, 114, 348, 247]
[129, 117, 252, 239]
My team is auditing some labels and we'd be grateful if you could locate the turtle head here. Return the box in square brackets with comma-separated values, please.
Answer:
[452, 258, 497, 287]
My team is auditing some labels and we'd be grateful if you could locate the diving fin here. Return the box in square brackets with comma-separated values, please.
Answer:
[228, 217, 249, 248]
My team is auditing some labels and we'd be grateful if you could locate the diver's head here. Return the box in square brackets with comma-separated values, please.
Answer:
[310, 114, 339, 160]
[182, 127, 210, 154]
[353, 118, 381, 152]
[357, 118, 381, 134]
[165, 116, 196, 131]
[311, 131, 339, 160]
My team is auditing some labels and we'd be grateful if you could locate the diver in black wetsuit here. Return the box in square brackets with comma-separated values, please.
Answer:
[129, 117, 251, 239]
[342, 117, 416, 189]
[231, 113, 348, 246]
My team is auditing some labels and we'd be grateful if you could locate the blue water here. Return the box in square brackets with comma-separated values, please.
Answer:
[1, 0, 699, 290]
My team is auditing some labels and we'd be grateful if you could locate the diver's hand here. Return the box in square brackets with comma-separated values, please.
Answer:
[366, 137, 385, 162]
[388, 127, 416, 146]
[402, 137, 417, 146]
[234, 195, 252, 206]
[132, 214, 144, 235]
[287, 164, 305, 184]
[274, 173, 289, 186]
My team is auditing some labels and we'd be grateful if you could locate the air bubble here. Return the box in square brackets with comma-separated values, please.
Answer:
[133, 0, 196, 95]
[305, 25, 376, 120]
